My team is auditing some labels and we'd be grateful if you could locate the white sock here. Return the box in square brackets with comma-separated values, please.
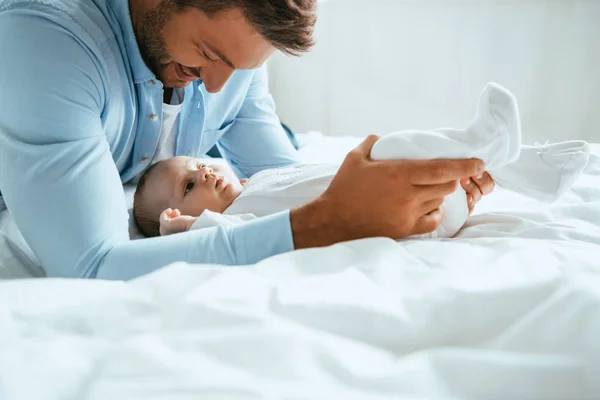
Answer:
[370, 82, 522, 238]
[490, 140, 591, 202]
[371, 82, 522, 168]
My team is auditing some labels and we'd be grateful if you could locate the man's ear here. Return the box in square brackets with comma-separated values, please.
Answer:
[240, 178, 248, 186]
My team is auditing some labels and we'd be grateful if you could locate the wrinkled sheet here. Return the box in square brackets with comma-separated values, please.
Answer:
[0, 138, 599, 399]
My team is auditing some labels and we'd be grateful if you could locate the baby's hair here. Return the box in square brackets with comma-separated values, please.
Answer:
[133, 161, 164, 237]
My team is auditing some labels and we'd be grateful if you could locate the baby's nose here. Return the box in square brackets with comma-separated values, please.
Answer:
[199, 166, 214, 179]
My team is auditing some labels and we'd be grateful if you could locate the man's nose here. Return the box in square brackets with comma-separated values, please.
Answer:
[200, 64, 235, 93]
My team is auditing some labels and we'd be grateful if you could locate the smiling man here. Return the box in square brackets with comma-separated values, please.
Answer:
[0, 0, 493, 280]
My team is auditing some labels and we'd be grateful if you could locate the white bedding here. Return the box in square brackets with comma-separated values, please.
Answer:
[0, 136, 599, 399]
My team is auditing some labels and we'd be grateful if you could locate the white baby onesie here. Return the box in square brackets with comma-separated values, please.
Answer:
[192, 83, 590, 238]
[190, 164, 337, 230]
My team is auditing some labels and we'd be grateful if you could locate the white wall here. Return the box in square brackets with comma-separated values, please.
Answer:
[269, 0, 600, 143]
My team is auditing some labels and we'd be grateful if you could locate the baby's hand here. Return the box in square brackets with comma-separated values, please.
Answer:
[159, 208, 198, 236]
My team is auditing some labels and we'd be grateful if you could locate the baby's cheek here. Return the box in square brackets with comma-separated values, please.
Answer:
[197, 191, 227, 214]
[179, 192, 208, 217]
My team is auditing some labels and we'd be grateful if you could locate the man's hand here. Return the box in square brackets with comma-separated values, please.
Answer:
[290, 135, 485, 249]
[460, 173, 495, 215]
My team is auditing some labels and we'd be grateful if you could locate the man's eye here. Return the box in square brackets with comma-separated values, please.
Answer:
[202, 49, 217, 62]
[184, 182, 195, 195]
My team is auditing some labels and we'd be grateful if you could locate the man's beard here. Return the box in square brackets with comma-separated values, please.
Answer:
[134, 0, 175, 85]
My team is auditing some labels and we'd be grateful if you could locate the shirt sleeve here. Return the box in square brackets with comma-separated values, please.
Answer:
[217, 64, 300, 178]
[0, 9, 294, 281]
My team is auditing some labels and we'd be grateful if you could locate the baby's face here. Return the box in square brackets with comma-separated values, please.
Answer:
[146, 156, 243, 217]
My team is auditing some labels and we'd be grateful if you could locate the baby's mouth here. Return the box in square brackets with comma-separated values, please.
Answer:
[215, 176, 228, 189]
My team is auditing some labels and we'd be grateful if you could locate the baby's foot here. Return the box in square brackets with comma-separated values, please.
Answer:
[491, 140, 591, 202]
[370, 82, 522, 171]
[467, 82, 523, 168]
[159, 208, 198, 236]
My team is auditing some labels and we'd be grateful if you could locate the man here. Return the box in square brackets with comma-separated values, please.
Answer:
[0, 0, 494, 280]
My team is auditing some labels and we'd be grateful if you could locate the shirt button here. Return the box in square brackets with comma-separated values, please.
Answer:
[149, 114, 158, 122]
[141, 156, 149, 162]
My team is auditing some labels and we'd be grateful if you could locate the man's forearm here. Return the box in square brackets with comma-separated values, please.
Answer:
[290, 197, 353, 250]
[97, 211, 295, 280]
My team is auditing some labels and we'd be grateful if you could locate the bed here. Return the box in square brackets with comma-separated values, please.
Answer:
[1, 133, 599, 399]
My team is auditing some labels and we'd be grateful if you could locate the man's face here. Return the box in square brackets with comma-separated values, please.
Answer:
[134, 1, 275, 92]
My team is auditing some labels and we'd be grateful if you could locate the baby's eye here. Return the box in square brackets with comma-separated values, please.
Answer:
[184, 181, 195, 195]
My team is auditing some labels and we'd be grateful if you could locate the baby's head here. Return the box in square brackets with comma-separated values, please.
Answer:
[133, 156, 244, 237]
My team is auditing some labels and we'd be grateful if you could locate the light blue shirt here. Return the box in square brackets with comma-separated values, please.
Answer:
[0, 0, 299, 280]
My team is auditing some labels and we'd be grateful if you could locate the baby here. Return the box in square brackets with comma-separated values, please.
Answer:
[133, 83, 591, 239]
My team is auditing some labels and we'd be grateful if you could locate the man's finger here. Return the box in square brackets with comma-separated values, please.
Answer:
[412, 207, 445, 235]
[461, 178, 483, 203]
[409, 158, 485, 185]
[418, 180, 460, 200]
[351, 135, 381, 159]
[472, 171, 495, 195]
[421, 197, 445, 214]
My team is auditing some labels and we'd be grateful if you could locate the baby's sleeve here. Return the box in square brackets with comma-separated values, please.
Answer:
[191, 210, 258, 231]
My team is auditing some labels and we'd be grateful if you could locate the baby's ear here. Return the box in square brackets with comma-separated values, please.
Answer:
[240, 178, 248, 186]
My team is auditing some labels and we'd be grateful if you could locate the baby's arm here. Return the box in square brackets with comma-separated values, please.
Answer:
[159, 208, 199, 236]
[159, 208, 259, 236]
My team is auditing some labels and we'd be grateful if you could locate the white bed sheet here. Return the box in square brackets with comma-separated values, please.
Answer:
[0, 135, 599, 398]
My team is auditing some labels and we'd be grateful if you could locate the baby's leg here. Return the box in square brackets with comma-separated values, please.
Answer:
[371, 83, 522, 168]
[370, 83, 522, 238]
[489, 141, 591, 202]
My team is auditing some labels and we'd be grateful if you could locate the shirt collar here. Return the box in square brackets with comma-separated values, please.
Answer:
[107, 0, 156, 84]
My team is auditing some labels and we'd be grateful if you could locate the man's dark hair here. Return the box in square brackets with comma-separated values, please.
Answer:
[175, 0, 318, 55]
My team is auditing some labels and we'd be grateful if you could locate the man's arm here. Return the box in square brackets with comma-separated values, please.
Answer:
[0, 10, 294, 280]
[216, 65, 299, 178]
